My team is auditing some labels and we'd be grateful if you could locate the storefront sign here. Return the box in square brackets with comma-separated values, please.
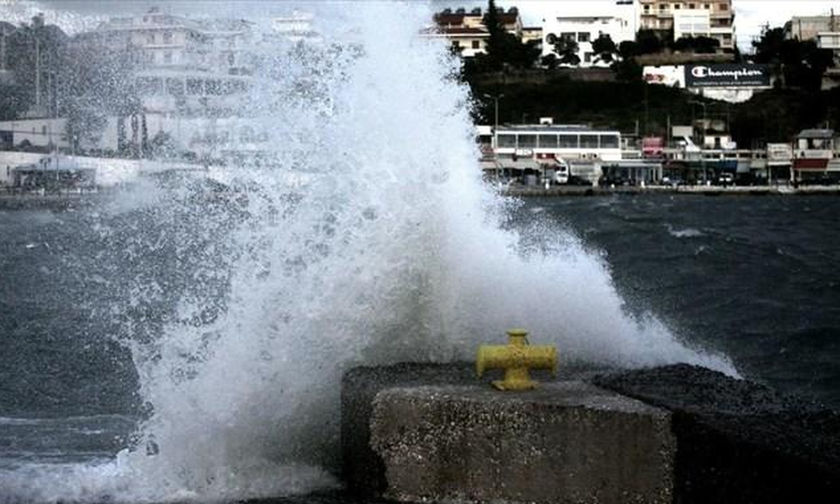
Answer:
[685, 64, 771, 88]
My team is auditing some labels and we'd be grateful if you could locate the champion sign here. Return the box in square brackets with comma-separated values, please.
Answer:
[685, 64, 771, 88]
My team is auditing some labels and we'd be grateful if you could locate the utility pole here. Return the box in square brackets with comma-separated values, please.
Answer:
[1, 28, 6, 72]
[35, 37, 41, 108]
[689, 100, 708, 183]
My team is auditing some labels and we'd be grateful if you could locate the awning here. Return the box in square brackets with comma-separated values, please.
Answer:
[495, 158, 541, 171]
[794, 158, 829, 170]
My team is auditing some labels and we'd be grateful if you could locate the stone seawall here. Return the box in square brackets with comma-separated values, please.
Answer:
[342, 363, 840, 504]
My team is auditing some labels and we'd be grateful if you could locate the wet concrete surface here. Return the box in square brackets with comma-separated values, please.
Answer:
[593, 364, 840, 503]
[342, 362, 840, 504]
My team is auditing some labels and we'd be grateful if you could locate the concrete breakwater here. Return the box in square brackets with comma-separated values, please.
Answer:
[503, 184, 840, 197]
[342, 363, 839, 504]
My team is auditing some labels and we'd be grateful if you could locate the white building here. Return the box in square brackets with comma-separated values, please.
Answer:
[673, 9, 711, 40]
[493, 124, 622, 162]
[0, 118, 69, 150]
[272, 10, 322, 44]
[541, 1, 638, 67]
[73, 8, 255, 116]
[639, 0, 735, 51]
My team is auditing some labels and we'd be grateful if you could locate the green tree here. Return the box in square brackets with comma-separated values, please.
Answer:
[635, 29, 664, 55]
[541, 53, 558, 70]
[547, 33, 580, 65]
[591, 33, 618, 63]
[482, 0, 504, 70]
[753, 26, 834, 90]
[611, 39, 642, 81]
[64, 95, 107, 153]
[477, 1, 538, 71]
[0, 82, 27, 120]
[671, 35, 719, 54]
[6, 14, 68, 116]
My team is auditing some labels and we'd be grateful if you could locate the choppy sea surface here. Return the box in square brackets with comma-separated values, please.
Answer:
[2, 193, 838, 494]
[518, 194, 840, 407]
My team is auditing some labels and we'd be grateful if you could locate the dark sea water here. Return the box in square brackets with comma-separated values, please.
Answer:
[1, 191, 839, 500]
[517, 194, 840, 408]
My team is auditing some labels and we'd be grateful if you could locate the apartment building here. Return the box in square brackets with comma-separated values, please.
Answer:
[785, 13, 840, 66]
[639, 0, 735, 51]
[72, 8, 254, 116]
[422, 7, 523, 58]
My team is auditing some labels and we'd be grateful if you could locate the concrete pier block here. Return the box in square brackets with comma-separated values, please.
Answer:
[342, 363, 840, 503]
[369, 382, 675, 504]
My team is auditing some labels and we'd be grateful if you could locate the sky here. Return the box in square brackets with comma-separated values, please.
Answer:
[7, 0, 840, 52]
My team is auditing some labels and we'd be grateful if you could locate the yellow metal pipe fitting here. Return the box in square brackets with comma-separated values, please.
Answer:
[476, 328, 557, 391]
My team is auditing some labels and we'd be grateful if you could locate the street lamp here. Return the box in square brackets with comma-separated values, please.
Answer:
[483, 93, 504, 180]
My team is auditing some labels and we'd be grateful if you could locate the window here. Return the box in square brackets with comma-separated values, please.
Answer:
[136, 77, 161, 95]
[561, 32, 576, 41]
[689, 3, 695, 7]
[452, 40, 460, 48]
[517, 134, 537, 148]
[186, 78, 203, 95]
[163, 51, 172, 64]
[538, 134, 558, 148]
[166, 78, 184, 95]
[578, 32, 590, 42]
[674, 4, 681, 9]
[719, 3, 727, 10]
[497, 134, 516, 148]
[163, 31, 172, 43]
[584, 52, 593, 62]
[644, 5, 650, 12]
[147, 34, 155, 44]
[41, 125, 46, 135]
[472, 40, 480, 49]
[558, 134, 578, 148]
[205, 79, 222, 95]
[580, 135, 599, 148]
[599, 134, 619, 148]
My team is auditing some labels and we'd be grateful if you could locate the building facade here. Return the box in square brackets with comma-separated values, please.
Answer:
[73, 7, 255, 117]
[785, 14, 840, 67]
[541, 1, 638, 67]
[422, 7, 523, 58]
[785, 14, 840, 41]
[639, 0, 735, 51]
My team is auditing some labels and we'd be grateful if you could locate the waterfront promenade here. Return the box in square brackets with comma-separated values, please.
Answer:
[503, 183, 840, 197]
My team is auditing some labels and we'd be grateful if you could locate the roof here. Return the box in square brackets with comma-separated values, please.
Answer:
[796, 129, 835, 139]
[433, 13, 466, 26]
[497, 124, 619, 134]
[497, 13, 520, 24]
[433, 11, 519, 27]
[436, 27, 488, 35]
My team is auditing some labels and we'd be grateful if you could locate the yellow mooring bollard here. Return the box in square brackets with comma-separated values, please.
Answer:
[476, 328, 557, 390]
